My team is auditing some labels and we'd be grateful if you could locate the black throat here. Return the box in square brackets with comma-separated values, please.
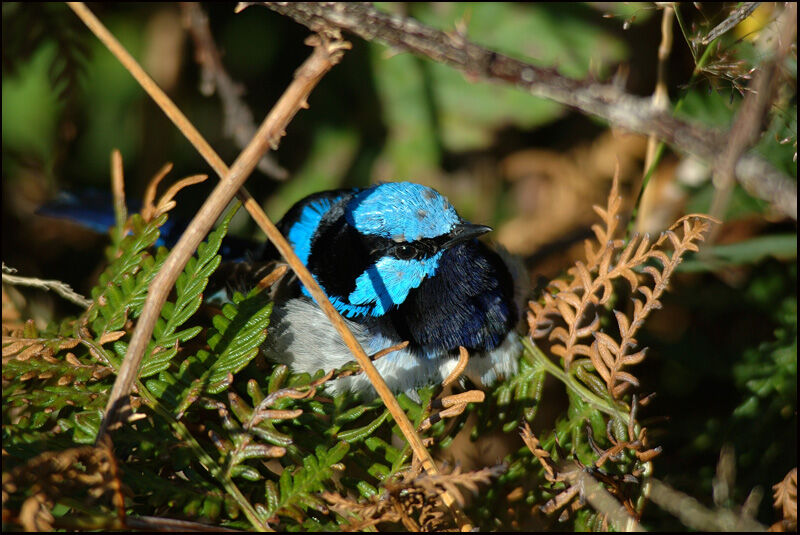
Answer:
[388, 240, 517, 355]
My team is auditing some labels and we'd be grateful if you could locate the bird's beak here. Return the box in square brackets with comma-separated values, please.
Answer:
[442, 222, 492, 249]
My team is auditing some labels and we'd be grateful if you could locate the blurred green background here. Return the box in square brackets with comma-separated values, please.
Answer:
[2, 2, 796, 528]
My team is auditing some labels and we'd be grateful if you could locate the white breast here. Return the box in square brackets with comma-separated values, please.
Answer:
[263, 297, 521, 399]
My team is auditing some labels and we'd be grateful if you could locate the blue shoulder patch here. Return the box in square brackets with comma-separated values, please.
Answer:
[287, 197, 336, 265]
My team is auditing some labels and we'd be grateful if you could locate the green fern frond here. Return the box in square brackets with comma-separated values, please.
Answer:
[140, 209, 232, 378]
[88, 213, 169, 338]
[265, 442, 349, 521]
[204, 290, 272, 394]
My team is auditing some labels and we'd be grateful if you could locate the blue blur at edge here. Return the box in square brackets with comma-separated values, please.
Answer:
[36, 188, 260, 262]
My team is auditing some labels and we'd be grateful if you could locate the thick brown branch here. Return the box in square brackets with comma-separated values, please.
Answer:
[259, 2, 796, 220]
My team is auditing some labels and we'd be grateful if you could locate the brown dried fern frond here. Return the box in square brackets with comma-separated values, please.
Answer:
[140, 162, 208, 223]
[520, 423, 559, 483]
[1, 321, 114, 384]
[323, 464, 503, 532]
[2, 441, 125, 531]
[529, 173, 716, 397]
[523, 421, 650, 528]
[772, 468, 798, 531]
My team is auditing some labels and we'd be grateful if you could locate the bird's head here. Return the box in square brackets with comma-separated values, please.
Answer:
[300, 182, 491, 318]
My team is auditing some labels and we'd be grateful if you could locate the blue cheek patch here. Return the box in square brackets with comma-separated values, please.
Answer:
[287, 197, 335, 265]
[347, 253, 443, 316]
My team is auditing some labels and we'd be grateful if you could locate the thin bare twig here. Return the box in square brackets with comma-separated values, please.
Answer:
[2, 263, 91, 308]
[255, 263, 288, 291]
[71, 0, 345, 443]
[636, 5, 674, 233]
[68, 5, 345, 531]
[702, 3, 761, 45]
[653, 6, 674, 115]
[180, 2, 288, 180]
[110, 149, 126, 231]
[325, 340, 408, 380]
[648, 478, 767, 531]
[257, 1, 796, 220]
[370, 340, 409, 362]
[68, 3, 468, 528]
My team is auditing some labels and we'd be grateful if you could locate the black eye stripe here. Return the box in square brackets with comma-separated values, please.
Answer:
[365, 235, 450, 261]
[394, 244, 416, 260]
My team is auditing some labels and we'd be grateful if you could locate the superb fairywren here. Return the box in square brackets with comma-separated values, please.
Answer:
[38, 182, 525, 398]
[256, 182, 525, 398]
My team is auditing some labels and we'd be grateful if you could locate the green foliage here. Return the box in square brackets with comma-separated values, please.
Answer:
[3, 209, 173, 451]
[473, 345, 547, 437]
[138, 218, 226, 378]
[89, 213, 168, 349]
[266, 442, 350, 521]
[1, 203, 255, 518]
[371, 2, 627, 168]
[3, 2, 797, 532]
[3, 193, 472, 530]
[4, 164, 794, 535]
[145, 286, 273, 421]
[733, 296, 796, 419]
[2, 3, 88, 162]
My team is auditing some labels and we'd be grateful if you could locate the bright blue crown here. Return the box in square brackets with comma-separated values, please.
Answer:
[346, 182, 460, 241]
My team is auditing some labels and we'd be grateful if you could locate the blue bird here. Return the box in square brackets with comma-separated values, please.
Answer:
[37, 183, 526, 398]
[254, 182, 526, 398]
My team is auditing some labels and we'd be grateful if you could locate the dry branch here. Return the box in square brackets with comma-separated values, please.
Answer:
[180, 2, 288, 180]
[257, 1, 796, 220]
[648, 478, 767, 531]
[573, 469, 644, 532]
[79, 19, 347, 445]
[2, 263, 91, 308]
[522, 423, 645, 529]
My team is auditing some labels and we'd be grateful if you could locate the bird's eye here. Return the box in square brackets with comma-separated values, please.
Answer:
[394, 244, 417, 260]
